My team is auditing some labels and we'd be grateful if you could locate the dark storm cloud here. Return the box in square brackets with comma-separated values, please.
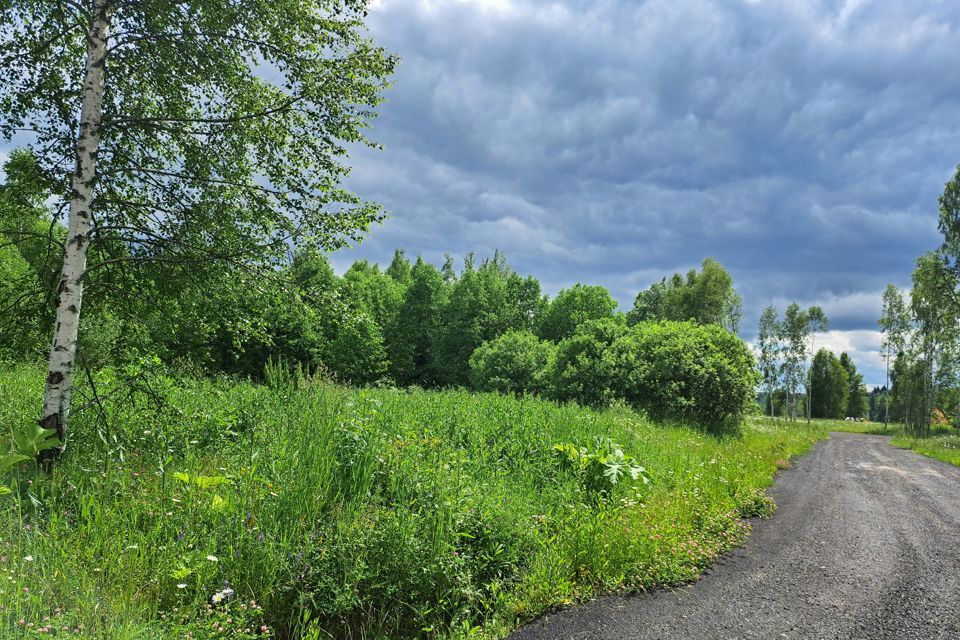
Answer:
[333, 0, 960, 386]
[2, 1, 952, 387]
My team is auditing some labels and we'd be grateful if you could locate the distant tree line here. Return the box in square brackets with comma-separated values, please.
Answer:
[1, 151, 755, 430]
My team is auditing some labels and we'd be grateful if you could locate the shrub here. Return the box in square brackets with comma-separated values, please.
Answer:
[611, 321, 759, 432]
[546, 317, 628, 407]
[468, 330, 555, 394]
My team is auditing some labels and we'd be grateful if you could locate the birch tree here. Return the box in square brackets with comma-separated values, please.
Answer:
[937, 164, 960, 270]
[779, 303, 809, 421]
[757, 305, 781, 418]
[879, 284, 910, 427]
[0, 0, 395, 457]
[911, 252, 958, 435]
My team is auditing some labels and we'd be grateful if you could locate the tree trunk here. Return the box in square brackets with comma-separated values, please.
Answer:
[884, 349, 890, 428]
[39, 0, 110, 461]
[768, 382, 774, 419]
[905, 386, 912, 433]
[925, 345, 936, 437]
[807, 338, 814, 424]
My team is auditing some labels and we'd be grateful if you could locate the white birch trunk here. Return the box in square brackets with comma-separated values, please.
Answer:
[39, 0, 110, 458]
[884, 349, 890, 427]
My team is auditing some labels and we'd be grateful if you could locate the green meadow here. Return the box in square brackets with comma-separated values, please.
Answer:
[1, 365, 825, 639]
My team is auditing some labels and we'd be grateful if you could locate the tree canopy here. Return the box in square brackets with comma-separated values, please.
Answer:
[628, 257, 742, 333]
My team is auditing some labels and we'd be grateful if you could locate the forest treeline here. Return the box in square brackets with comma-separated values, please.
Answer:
[0, 150, 759, 429]
[871, 165, 960, 433]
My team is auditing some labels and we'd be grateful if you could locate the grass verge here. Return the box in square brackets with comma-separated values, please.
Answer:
[1, 364, 826, 639]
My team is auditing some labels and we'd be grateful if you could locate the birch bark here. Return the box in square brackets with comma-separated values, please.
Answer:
[39, 0, 110, 457]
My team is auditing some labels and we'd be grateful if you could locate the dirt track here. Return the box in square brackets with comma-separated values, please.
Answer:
[511, 432, 960, 640]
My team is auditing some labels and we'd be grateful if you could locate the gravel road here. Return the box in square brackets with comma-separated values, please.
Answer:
[511, 432, 960, 640]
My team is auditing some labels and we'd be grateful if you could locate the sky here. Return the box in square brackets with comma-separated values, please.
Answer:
[329, 0, 960, 388]
[1, 0, 956, 389]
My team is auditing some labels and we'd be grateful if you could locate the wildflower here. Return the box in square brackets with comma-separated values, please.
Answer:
[177, 583, 188, 589]
[210, 587, 235, 604]
[206, 555, 218, 562]
[23, 555, 33, 562]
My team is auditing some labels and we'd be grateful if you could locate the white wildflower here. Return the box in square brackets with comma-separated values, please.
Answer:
[211, 587, 235, 604]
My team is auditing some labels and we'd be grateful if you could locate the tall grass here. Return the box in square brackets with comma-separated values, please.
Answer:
[0, 364, 825, 639]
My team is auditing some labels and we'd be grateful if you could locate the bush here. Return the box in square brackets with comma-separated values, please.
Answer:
[468, 330, 555, 394]
[611, 321, 759, 432]
[546, 317, 628, 407]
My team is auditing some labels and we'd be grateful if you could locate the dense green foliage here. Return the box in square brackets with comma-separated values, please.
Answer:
[0, 0, 397, 266]
[809, 349, 849, 419]
[537, 284, 617, 342]
[544, 319, 758, 431]
[2, 151, 761, 433]
[839, 353, 868, 418]
[611, 322, 759, 431]
[628, 258, 742, 333]
[0, 151, 58, 360]
[0, 365, 826, 638]
[469, 330, 555, 395]
[870, 165, 960, 437]
[547, 318, 629, 408]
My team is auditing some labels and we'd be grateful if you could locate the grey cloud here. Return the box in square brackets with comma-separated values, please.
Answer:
[335, 0, 960, 387]
[4, 0, 952, 389]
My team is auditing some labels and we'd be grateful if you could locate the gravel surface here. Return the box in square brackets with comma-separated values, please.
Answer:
[511, 432, 960, 640]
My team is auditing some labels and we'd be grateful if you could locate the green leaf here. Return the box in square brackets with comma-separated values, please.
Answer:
[174, 472, 232, 490]
[170, 567, 193, 580]
[0, 453, 30, 473]
[12, 423, 60, 457]
[603, 462, 624, 484]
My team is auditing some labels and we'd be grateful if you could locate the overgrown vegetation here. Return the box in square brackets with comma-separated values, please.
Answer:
[0, 365, 825, 638]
